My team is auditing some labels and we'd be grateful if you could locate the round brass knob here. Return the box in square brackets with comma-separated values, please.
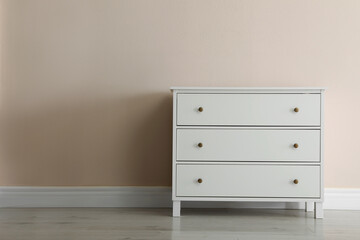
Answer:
[293, 143, 299, 148]
[198, 142, 203, 148]
[197, 178, 203, 183]
[294, 107, 299, 112]
[198, 107, 203, 112]
[293, 179, 299, 184]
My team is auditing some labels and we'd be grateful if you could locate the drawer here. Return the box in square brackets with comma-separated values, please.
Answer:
[176, 164, 320, 198]
[177, 129, 320, 162]
[177, 94, 321, 126]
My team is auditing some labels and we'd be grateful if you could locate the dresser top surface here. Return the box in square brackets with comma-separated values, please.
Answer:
[170, 87, 326, 93]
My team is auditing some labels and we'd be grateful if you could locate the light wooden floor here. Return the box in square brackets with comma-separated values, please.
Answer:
[0, 208, 359, 240]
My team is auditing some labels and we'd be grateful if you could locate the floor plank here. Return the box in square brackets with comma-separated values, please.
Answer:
[0, 208, 359, 240]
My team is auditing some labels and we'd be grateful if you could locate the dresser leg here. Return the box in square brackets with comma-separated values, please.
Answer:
[314, 202, 324, 219]
[305, 202, 314, 212]
[173, 201, 181, 217]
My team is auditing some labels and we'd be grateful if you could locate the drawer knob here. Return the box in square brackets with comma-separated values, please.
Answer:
[197, 142, 203, 148]
[198, 107, 204, 112]
[293, 143, 299, 148]
[197, 178, 203, 183]
[293, 179, 299, 184]
[294, 107, 299, 112]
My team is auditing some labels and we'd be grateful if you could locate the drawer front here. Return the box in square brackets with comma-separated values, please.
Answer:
[177, 129, 320, 162]
[176, 165, 320, 198]
[177, 94, 321, 126]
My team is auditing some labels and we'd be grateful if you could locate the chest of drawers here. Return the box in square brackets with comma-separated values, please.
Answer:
[171, 87, 325, 218]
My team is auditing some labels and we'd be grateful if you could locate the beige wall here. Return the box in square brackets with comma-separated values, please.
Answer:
[0, 0, 359, 187]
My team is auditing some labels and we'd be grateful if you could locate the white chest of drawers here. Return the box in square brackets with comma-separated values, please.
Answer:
[171, 87, 325, 218]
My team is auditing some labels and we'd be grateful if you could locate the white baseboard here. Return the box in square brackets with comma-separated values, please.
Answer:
[0, 187, 171, 208]
[0, 187, 359, 210]
[323, 188, 360, 210]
